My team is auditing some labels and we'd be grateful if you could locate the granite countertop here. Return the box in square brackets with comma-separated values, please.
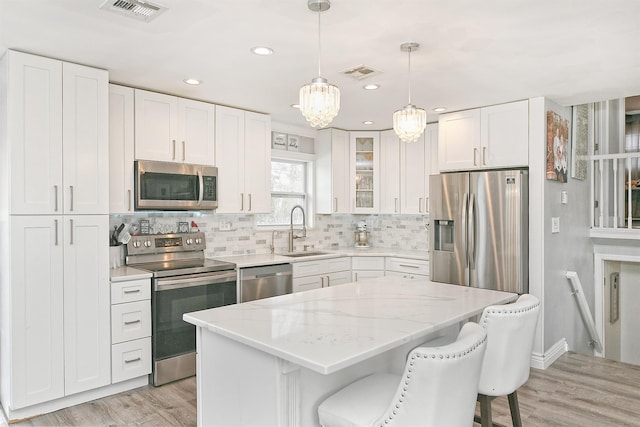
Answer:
[212, 247, 428, 268]
[183, 277, 515, 375]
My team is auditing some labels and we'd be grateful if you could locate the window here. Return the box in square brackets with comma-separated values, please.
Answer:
[256, 159, 311, 227]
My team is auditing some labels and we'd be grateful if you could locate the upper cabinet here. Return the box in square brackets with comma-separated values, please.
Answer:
[400, 123, 439, 214]
[438, 100, 528, 171]
[5, 50, 108, 215]
[351, 132, 380, 214]
[134, 89, 215, 165]
[215, 105, 271, 214]
[379, 130, 401, 214]
[108, 84, 135, 214]
[316, 129, 351, 214]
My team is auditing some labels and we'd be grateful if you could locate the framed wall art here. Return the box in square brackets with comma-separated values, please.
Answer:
[546, 110, 570, 183]
[571, 103, 593, 180]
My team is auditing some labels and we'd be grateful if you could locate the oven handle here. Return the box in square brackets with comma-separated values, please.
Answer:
[154, 271, 237, 292]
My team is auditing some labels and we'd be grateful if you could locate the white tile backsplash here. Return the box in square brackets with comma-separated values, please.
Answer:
[110, 213, 429, 257]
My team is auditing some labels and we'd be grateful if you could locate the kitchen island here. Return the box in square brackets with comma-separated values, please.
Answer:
[183, 277, 516, 427]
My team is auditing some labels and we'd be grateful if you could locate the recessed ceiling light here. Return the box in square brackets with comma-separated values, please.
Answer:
[363, 84, 379, 90]
[433, 107, 446, 112]
[291, 104, 300, 109]
[251, 46, 273, 56]
[184, 78, 201, 85]
[362, 120, 374, 125]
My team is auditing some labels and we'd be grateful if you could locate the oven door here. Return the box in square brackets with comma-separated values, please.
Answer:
[152, 270, 236, 382]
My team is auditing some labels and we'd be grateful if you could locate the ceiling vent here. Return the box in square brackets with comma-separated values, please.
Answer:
[99, 0, 167, 22]
[341, 65, 381, 80]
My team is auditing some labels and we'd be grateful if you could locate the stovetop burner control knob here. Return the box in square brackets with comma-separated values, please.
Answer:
[185, 238, 193, 245]
[195, 237, 202, 245]
[144, 240, 152, 248]
[133, 240, 141, 248]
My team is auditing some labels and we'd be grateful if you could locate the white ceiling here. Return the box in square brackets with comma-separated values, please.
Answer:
[2, 0, 640, 131]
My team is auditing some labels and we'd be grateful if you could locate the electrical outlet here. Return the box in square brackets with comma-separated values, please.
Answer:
[219, 220, 231, 231]
[561, 191, 568, 204]
[551, 217, 560, 233]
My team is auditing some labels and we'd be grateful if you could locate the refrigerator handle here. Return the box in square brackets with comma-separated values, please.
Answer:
[468, 193, 476, 270]
[462, 192, 469, 267]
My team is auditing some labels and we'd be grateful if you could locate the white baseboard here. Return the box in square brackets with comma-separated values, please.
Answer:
[531, 338, 568, 370]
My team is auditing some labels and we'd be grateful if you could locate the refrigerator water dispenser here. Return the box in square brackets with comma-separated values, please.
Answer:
[434, 220, 454, 252]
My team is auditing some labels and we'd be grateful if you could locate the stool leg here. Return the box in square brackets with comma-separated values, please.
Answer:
[507, 391, 522, 427]
[477, 394, 493, 427]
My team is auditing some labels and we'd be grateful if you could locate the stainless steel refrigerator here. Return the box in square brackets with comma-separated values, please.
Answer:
[429, 169, 528, 293]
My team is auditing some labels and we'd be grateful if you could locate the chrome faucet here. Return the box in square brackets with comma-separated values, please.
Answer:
[288, 205, 307, 252]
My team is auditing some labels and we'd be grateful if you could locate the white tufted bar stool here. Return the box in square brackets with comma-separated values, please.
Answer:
[475, 294, 540, 427]
[317, 322, 487, 427]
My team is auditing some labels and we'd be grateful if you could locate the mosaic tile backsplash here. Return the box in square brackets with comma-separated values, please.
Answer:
[110, 213, 429, 257]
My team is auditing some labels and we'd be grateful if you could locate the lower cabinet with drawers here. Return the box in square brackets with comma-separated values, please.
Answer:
[292, 257, 352, 293]
[351, 256, 385, 282]
[385, 257, 430, 280]
[110, 277, 152, 383]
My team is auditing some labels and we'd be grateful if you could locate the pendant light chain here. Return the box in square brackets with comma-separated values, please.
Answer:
[407, 46, 412, 105]
[317, 11, 322, 77]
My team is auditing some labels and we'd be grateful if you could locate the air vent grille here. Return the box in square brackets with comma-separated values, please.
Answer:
[99, 0, 167, 21]
[341, 65, 381, 80]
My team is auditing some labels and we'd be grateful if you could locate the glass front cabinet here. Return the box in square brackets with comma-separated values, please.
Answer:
[350, 132, 380, 213]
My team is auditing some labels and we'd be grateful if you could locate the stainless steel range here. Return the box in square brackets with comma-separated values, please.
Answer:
[126, 231, 237, 386]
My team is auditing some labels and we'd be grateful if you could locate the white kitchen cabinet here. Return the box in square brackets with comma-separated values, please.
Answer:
[7, 215, 110, 408]
[109, 84, 135, 214]
[351, 256, 385, 282]
[110, 278, 151, 384]
[6, 51, 108, 215]
[63, 215, 111, 396]
[215, 105, 271, 213]
[385, 257, 430, 279]
[379, 130, 401, 214]
[292, 257, 352, 292]
[316, 129, 350, 214]
[438, 100, 528, 171]
[401, 123, 438, 214]
[134, 89, 215, 165]
[351, 132, 380, 213]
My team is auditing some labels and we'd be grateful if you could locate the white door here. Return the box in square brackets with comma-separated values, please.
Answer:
[215, 105, 244, 213]
[134, 89, 178, 161]
[480, 100, 529, 168]
[108, 84, 135, 214]
[331, 129, 351, 213]
[379, 130, 401, 214]
[178, 98, 215, 165]
[63, 215, 110, 395]
[243, 111, 271, 213]
[62, 62, 109, 214]
[8, 51, 63, 215]
[438, 109, 481, 171]
[401, 133, 426, 214]
[423, 123, 439, 214]
[10, 216, 65, 408]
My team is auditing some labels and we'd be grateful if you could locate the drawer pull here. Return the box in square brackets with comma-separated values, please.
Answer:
[123, 289, 141, 294]
[124, 319, 141, 325]
[124, 357, 141, 364]
[399, 264, 420, 269]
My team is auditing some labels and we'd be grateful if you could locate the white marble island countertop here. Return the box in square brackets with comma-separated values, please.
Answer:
[184, 277, 515, 375]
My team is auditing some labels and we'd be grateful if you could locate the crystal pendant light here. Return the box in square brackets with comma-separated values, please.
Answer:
[393, 42, 427, 143]
[299, 0, 340, 128]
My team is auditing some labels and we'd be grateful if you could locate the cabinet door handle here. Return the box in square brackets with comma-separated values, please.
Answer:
[399, 264, 420, 269]
[69, 219, 74, 245]
[172, 139, 176, 160]
[128, 189, 132, 211]
[124, 357, 141, 364]
[425, 197, 429, 213]
[326, 275, 330, 287]
[182, 140, 186, 161]
[482, 146, 487, 165]
[321, 276, 324, 288]
[124, 289, 141, 294]
[69, 185, 74, 211]
[334, 197, 337, 213]
[248, 194, 252, 211]
[473, 148, 478, 166]
[355, 272, 358, 282]
[54, 219, 59, 246]
[54, 185, 59, 212]
[395, 198, 398, 213]
[240, 193, 244, 211]
[419, 197, 423, 213]
[124, 319, 141, 325]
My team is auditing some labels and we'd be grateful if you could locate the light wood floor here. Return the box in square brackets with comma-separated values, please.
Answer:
[10, 352, 640, 426]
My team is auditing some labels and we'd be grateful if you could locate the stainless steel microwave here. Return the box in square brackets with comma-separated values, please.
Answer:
[134, 160, 218, 210]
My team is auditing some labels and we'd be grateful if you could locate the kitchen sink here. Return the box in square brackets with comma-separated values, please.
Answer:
[280, 251, 329, 258]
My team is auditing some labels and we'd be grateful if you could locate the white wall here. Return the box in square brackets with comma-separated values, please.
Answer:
[620, 262, 640, 364]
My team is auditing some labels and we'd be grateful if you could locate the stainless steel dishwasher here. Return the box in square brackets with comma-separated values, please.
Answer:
[239, 263, 293, 302]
